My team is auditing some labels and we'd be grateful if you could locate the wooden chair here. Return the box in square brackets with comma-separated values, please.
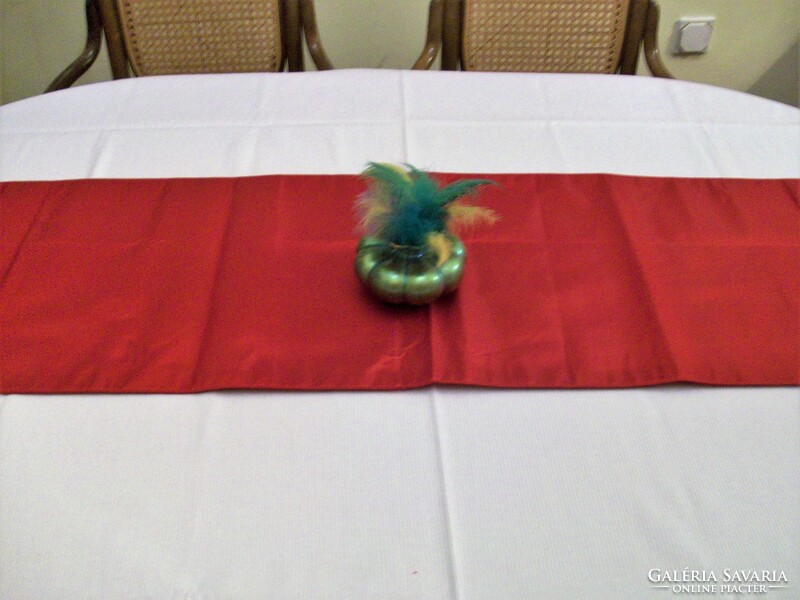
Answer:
[47, 0, 333, 92]
[413, 0, 672, 77]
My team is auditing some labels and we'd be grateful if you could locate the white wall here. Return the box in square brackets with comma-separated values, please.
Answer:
[653, 0, 799, 105]
[307, 0, 432, 69]
[1, 0, 798, 106]
[1, 0, 113, 105]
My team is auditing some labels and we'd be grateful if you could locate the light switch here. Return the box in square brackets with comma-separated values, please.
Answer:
[672, 17, 715, 55]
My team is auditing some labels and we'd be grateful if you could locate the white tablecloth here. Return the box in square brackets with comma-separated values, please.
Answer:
[1, 70, 798, 599]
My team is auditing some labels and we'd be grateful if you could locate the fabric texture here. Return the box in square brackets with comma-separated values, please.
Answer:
[2, 172, 797, 392]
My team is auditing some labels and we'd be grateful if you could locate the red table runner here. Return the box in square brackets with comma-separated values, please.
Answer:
[1, 174, 798, 392]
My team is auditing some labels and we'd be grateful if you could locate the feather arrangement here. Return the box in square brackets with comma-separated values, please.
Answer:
[356, 163, 497, 265]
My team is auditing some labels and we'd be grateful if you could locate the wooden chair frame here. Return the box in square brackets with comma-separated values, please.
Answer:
[47, 0, 332, 93]
[413, 0, 672, 77]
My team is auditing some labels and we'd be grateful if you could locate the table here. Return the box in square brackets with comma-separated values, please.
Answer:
[1, 70, 798, 599]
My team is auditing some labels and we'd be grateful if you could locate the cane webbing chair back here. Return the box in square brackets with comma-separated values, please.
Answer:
[462, 0, 631, 73]
[46, 0, 333, 93]
[413, 0, 672, 77]
[116, 0, 283, 75]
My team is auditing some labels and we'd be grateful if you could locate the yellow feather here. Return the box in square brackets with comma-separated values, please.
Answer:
[426, 232, 452, 266]
[380, 163, 413, 182]
[360, 202, 390, 230]
[446, 201, 500, 229]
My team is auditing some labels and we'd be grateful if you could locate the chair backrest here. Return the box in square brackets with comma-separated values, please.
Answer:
[442, 0, 651, 74]
[95, 0, 333, 77]
[46, 0, 332, 93]
[110, 0, 285, 75]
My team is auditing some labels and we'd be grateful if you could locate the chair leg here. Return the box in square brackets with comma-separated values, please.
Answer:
[412, 0, 443, 70]
[283, 0, 304, 71]
[300, 0, 334, 70]
[441, 0, 462, 70]
[618, 0, 648, 75]
[644, 0, 674, 78]
[45, 0, 103, 92]
[95, 0, 130, 78]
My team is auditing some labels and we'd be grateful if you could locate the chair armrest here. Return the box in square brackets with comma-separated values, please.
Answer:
[643, 0, 674, 78]
[412, 0, 443, 70]
[300, 0, 334, 70]
[45, 0, 103, 93]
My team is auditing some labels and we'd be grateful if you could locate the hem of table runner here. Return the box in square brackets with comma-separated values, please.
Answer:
[2, 376, 798, 395]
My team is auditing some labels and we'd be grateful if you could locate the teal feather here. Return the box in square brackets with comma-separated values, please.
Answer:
[435, 179, 494, 206]
[360, 163, 495, 247]
[363, 163, 413, 206]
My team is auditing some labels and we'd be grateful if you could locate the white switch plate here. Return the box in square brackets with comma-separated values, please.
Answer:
[671, 17, 715, 55]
